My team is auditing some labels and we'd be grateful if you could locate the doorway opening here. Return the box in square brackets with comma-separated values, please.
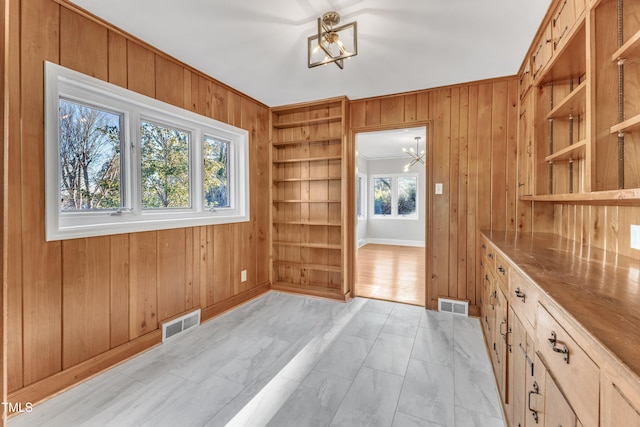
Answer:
[354, 126, 428, 306]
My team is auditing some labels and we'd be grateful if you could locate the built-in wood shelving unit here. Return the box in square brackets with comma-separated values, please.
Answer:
[545, 139, 587, 162]
[270, 97, 348, 300]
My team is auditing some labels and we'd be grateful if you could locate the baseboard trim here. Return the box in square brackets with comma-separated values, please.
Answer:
[200, 282, 271, 322]
[8, 330, 162, 412]
[271, 282, 347, 302]
[361, 238, 425, 247]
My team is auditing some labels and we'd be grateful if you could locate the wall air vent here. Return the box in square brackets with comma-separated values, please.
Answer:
[161, 309, 201, 342]
[438, 298, 469, 317]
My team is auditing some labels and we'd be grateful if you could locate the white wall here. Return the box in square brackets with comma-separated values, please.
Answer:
[358, 157, 426, 247]
[356, 155, 368, 246]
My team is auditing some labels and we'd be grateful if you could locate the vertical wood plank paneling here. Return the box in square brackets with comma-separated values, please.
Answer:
[1, 0, 6, 410]
[351, 101, 366, 128]
[476, 84, 493, 232]
[457, 87, 470, 301]
[213, 225, 233, 303]
[380, 96, 404, 125]
[404, 94, 417, 122]
[183, 70, 193, 113]
[62, 238, 111, 369]
[491, 81, 508, 231]
[416, 92, 429, 121]
[212, 85, 229, 123]
[129, 232, 158, 339]
[256, 106, 270, 285]
[20, 0, 62, 386]
[467, 85, 479, 307]
[107, 31, 127, 88]
[364, 99, 381, 126]
[157, 229, 187, 321]
[60, 8, 107, 80]
[110, 234, 130, 348]
[506, 80, 518, 232]
[6, 0, 23, 393]
[448, 88, 460, 298]
[127, 41, 155, 98]
[155, 55, 184, 107]
[205, 226, 215, 306]
[430, 88, 451, 304]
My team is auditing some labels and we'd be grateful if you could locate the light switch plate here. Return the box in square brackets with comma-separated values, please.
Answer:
[631, 225, 640, 250]
[435, 183, 443, 195]
[241, 270, 247, 282]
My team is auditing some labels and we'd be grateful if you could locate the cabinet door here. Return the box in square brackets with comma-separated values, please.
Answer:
[532, 23, 553, 79]
[493, 287, 509, 402]
[518, 93, 535, 196]
[544, 370, 577, 427]
[528, 353, 547, 427]
[601, 377, 640, 427]
[510, 309, 528, 427]
[551, 0, 576, 52]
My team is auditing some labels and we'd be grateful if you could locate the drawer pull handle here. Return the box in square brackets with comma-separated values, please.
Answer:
[482, 244, 486, 249]
[489, 291, 497, 307]
[548, 331, 570, 363]
[520, 343, 534, 376]
[514, 287, 526, 302]
[528, 381, 540, 424]
[489, 253, 494, 259]
[498, 265, 506, 275]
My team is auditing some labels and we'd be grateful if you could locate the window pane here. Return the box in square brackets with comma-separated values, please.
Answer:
[397, 176, 417, 216]
[203, 136, 230, 208]
[357, 176, 362, 217]
[140, 120, 190, 209]
[59, 99, 122, 211]
[373, 177, 392, 215]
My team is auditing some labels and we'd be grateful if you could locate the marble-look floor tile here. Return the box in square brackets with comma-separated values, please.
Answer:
[397, 359, 455, 427]
[452, 316, 489, 366]
[363, 332, 414, 376]
[330, 367, 404, 427]
[267, 371, 351, 427]
[393, 411, 445, 427]
[382, 309, 422, 338]
[141, 374, 244, 427]
[455, 406, 506, 427]
[360, 298, 397, 315]
[411, 324, 454, 367]
[453, 353, 503, 419]
[420, 309, 454, 332]
[313, 334, 375, 380]
[341, 309, 388, 341]
[215, 336, 292, 385]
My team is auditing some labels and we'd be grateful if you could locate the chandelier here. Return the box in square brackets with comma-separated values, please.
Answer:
[308, 11, 358, 69]
[403, 137, 425, 172]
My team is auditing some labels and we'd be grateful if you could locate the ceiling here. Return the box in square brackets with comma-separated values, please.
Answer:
[357, 127, 426, 160]
[70, 0, 551, 107]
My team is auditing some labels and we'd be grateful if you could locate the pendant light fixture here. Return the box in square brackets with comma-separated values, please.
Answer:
[308, 11, 358, 69]
[403, 136, 425, 172]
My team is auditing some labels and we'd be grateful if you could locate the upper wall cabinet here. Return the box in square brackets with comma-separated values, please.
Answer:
[270, 97, 349, 300]
[519, 0, 640, 204]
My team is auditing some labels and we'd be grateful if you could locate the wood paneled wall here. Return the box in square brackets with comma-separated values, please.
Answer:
[350, 79, 519, 312]
[4, 0, 270, 405]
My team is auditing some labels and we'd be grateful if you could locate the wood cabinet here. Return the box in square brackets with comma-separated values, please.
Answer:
[270, 97, 349, 300]
[519, 0, 640, 203]
[479, 231, 640, 426]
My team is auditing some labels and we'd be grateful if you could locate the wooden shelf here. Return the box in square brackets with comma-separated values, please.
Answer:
[273, 261, 341, 273]
[272, 137, 341, 147]
[545, 139, 587, 162]
[272, 241, 341, 249]
[272, 115, 342, 129]
[520, 188, 640, 206]
[273, 199, 341, 203]
[538, 21, 586, 85]
[611, 30, 640, 61]
[610, 113, 640, 134]
[545, 80, 587, 120]
[273, 221, 341, 226]
[271, 282, 345, 301]
[273, 155, 342, 163]
[273, 177, 341, 182]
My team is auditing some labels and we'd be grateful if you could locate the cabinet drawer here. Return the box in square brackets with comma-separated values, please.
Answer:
[509, 269, 538, 331]
[536, 304, 599, 426]
[532, 23, 553, 79]
[493, 251, 509, 291]
[552, 0, 576, 51]
[519, 60, 532, 101]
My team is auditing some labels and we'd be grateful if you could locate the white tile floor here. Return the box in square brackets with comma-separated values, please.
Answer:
[9, 292, 505, 427]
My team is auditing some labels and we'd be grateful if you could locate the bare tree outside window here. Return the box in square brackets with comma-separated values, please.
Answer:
[59, 99, 122, 211]
[397, 176, 417, 216]
[373, 177, 392, 215]
[140, 120, 191, 209]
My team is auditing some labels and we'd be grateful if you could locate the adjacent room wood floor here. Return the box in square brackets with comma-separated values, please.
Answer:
[356, 244, 426, 306]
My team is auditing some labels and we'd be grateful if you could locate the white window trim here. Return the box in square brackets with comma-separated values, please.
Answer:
[357, 172, 367, 221]
[45, 61, 250, 241]
[370, 173, 419, 219]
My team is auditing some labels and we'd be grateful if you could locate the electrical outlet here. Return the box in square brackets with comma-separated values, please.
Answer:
[631, 225, 640, 250]
[435, 183, 443, 195]
[241, 270, 247, 282]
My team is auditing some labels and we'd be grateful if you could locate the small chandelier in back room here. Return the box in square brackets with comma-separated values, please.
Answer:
[308, 11, 358, 69]
[403, 137, 425, 172]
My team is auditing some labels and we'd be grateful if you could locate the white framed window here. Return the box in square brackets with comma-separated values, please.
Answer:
[357, 172, 367, 220]
[45, 61, 249, 241]
[371, 173, 418, 218]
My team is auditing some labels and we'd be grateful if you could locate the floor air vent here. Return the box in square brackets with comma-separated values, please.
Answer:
[438, 298, 469, 317]
[162, 309, 201, 342]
